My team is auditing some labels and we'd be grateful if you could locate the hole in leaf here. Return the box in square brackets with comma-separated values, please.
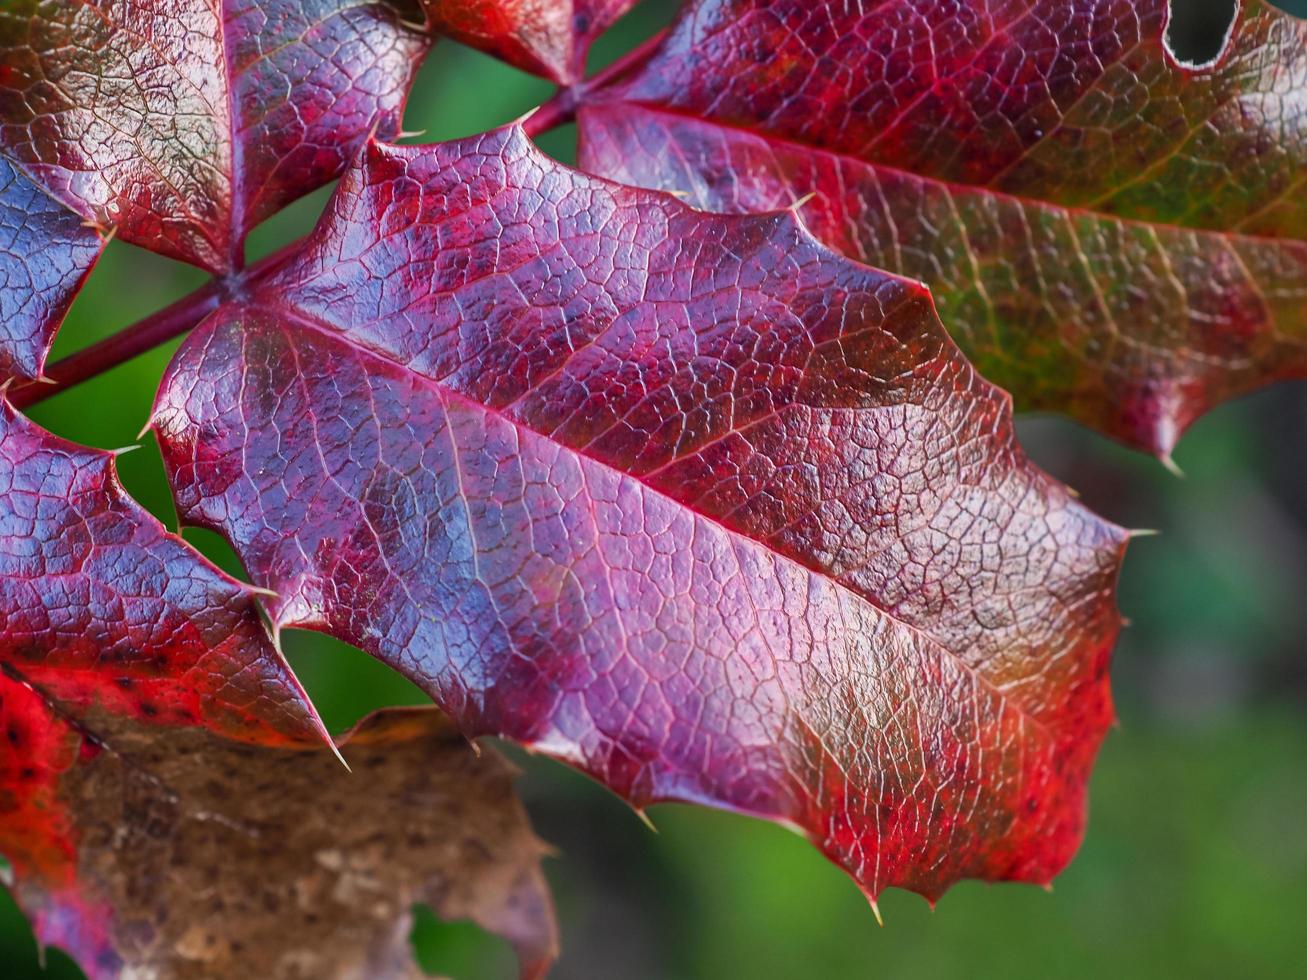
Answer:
[282, 631, 430, 735]
[1165, 0, 1239, 69]
[410, 904, 518, 979]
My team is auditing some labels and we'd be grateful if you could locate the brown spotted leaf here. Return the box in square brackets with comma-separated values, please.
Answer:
[152, 126, 1128, 906]
[0, 260, 341, 955]
[0, 675, 556, 980]
[578, 0, 1307, 456]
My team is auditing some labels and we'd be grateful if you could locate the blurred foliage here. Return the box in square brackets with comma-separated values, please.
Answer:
[3, 1, 1304, 977]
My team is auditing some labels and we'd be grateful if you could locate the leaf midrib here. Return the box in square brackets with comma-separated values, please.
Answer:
[248, 297, 1061, 739]
[597, 101, 1305, 247]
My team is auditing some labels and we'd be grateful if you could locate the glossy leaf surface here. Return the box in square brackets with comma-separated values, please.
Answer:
[0, 86, 324, 753]
[579, 0, 1307, 455]
[420, 0, 636, 82]
[0, 400, 326, 746]
[0, 685, 556, 980]
[0, 0, 431, 271]
[0, 154, 102, 381]
[154, 127, 1127, 903]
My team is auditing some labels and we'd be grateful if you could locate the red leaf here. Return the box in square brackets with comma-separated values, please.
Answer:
[0, 401, 326, 746]
[153, 127, 1128, 903]
[0, 395, 366, 965]
[420, 0, 636, 82]
[577, 0, 1307, 456]
[0, 676, 556, 980]
[0, 51, 326, 756]
[0, 0, 432, 271]
[0, 155, 102, 381]
[0, 47, 338, 888]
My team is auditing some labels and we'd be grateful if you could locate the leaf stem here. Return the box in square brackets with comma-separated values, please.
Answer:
[12, 28, 671, 409]
[10, 242, 300, 411]
[521, 27, 669, 138]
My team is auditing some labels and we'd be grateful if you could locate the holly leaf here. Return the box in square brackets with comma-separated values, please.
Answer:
[577, 0, 1307, 456]
[152, 126, 1128, 905]
[1, 22, 560, 965]
[0, 0, 433, 272]
[0, 44, 330, 751]
[0, 151, 325, 746]
[419, 0, 636, 82]
[0, 155, 102, 381]
[0, 672, 556, 980]
[0, 112, 399, 968]
[0, 399, 331, 749]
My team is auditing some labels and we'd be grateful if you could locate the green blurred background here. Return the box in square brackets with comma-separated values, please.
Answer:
[3, 1, 1305, 977]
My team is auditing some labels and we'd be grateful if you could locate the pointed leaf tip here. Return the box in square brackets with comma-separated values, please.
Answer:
[581, 0, 1307, 454]
[156, 126, 1125, 904]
